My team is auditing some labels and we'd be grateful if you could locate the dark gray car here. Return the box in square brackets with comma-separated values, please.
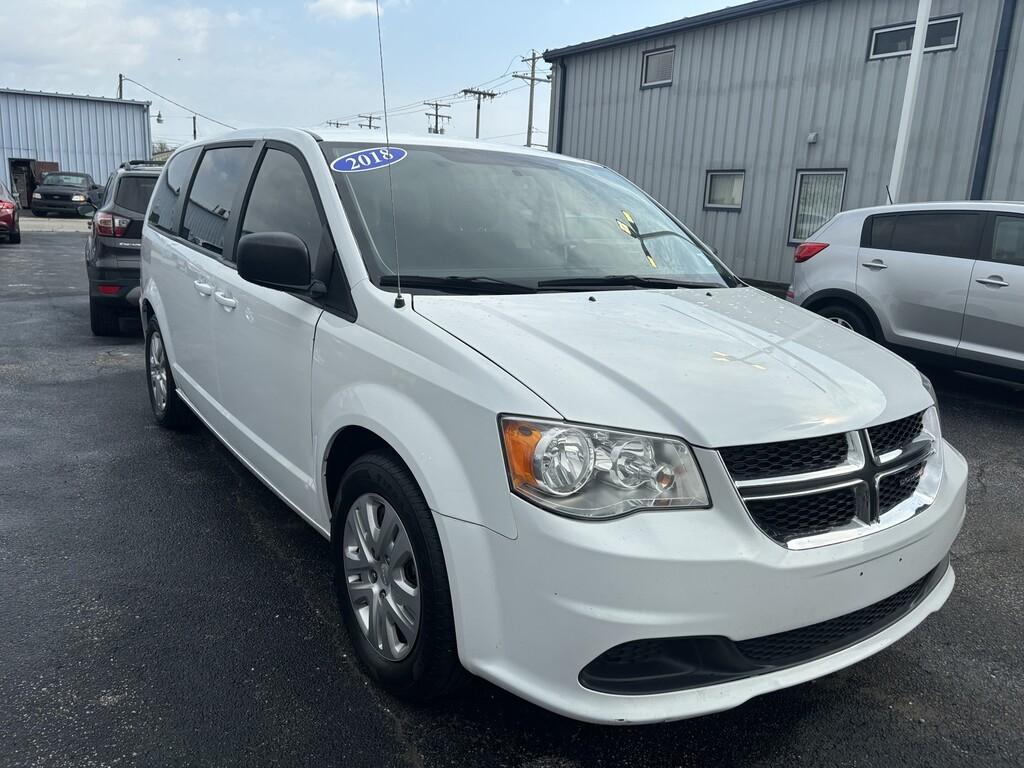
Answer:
[84, 161, 161, 335]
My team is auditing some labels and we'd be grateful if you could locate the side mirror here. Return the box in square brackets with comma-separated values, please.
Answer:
[77, 203, 97, 218]
[237, 231, 312, 292]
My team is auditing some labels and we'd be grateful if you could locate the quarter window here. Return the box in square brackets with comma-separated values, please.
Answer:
[789, 170, 846, 243]
[240, 149, 327, 266]
[182, 146, 252, 255]
[990, 216, 1024, 267]
[869, 16, 961, 60]
[705, 171, 744, 210]
[148, 147, 200, 235]
[641, 48, 674, 87]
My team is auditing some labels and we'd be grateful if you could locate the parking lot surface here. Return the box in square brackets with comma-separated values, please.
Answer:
[2, 233, 1022, 767]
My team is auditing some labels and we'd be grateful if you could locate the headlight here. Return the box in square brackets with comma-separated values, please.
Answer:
[914, 405, 944, 505]
[71, 194, 87, 202]
[500, 417, 709, 519]
[919, 370, 937, 406]
[32, 192, 42, 199]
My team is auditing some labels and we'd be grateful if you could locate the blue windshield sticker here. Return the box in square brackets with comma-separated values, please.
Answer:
[331, 146, 407, 173]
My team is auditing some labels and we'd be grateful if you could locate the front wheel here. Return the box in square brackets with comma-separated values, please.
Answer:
[333, 452, 465, 701]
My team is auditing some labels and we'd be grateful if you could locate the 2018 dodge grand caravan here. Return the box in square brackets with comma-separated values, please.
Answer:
[139, 129, 967, 725]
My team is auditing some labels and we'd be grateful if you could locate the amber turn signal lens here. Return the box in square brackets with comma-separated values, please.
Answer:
[502, 420, 542, 487]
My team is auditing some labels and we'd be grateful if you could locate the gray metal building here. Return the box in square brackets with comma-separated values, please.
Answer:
[544, 0, 1023, 283]
[0, 88, 151, 207]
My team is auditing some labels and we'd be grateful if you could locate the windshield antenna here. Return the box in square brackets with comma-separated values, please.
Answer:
[374, 0, 404, 309]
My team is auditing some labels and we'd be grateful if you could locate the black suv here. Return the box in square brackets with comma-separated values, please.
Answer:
[31, 172, 101, 216]
[83, 161, 162, 335]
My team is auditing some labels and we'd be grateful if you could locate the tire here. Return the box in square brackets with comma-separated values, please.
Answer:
[332, 452, 465, 702]
[145, 316, 193, 429]
[815, 302, 875, 341]
[8, 225, 20, 244]
[31, 210, 47, 217]
[89, 298, 121, 336]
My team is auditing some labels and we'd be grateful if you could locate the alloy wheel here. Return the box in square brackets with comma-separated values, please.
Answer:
[148, 331, 169, 413]
[342, 492, 421, 661]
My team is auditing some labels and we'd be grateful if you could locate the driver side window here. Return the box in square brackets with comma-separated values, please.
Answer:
[240, 148, 327, 269]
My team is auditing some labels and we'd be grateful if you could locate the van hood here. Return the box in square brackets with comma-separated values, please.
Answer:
[413, 287, 931, 447]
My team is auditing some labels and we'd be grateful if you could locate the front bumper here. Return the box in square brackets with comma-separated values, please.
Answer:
[436, 440, 967, 724]
[32, 198, 83, 214]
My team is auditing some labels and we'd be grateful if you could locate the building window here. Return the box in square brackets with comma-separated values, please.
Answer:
[704, 171, 744, 210]
[869, 15, 961, 60]
[789, 170, 846, 243]
[641, 48, 674, 88]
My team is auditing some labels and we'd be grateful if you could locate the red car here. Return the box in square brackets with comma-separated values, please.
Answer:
[0, 180, 21, 244]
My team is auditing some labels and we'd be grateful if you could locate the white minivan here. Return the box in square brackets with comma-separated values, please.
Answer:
[140, 129, 966, 724]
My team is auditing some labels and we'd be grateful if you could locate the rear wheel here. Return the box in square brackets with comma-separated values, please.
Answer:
[145, 316, 193, 429]
[89, 298, 120, 336]
[8, 223, 20, 244]
[815, 302, 875, 341]
[333, 452, 465, 701]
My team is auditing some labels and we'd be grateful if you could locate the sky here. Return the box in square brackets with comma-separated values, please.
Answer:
[1, 0, 729, 149]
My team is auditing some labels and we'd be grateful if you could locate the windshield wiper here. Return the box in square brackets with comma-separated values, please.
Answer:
[537, 274, 723, 290]
[379, 274, 536, 294]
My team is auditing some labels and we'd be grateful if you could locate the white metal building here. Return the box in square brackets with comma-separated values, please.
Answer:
[0, 88, 151, 207]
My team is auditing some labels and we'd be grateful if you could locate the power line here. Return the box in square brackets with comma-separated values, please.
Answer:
[358, 113, 381, 130]
[118, 75, 237, 130]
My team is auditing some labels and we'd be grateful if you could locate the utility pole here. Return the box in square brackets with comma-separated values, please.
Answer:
[888, 0, 932, 203]
[513, 51, 550, 147]
[358, 114, 380, 130]
[423, 101, 452, 134]
[117, 73, 124, 99]
[192, 115, 197, 141]
[325, 120, 350, 128]
[461, 88, 497, 139]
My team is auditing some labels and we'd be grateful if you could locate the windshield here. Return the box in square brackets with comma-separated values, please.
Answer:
[322, 142, 738, 292]
[42, 174, 88, 187]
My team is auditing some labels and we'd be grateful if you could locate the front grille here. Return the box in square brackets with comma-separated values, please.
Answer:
[723, 411, 934, 547]
[746, 486, 859, 541]
[737, 567, 934, 664]
[720, 433, 847, 481]
[868, 411, 924, 457]
[878, 461, 926, 513]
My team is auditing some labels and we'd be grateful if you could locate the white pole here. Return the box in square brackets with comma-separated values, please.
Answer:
[888, 0, 932, 203]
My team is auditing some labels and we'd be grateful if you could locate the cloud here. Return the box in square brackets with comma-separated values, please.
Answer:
[306, 0, 377, 20]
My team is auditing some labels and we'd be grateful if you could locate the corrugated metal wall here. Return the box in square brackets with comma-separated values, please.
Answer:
[986, 4, 1024, 200]
[549, 0, 1018, 283]
[0, 90, 151, 190]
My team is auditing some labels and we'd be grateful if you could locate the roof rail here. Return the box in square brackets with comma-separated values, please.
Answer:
[120, 159, 165, 170]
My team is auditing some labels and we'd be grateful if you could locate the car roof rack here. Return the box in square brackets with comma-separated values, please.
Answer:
[119, 159, 165, 170]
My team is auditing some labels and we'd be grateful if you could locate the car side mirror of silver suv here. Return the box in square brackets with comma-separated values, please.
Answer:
[237, 231, 313, 293]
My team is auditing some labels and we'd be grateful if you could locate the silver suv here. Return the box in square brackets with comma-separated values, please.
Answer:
[789, 201, 1024, 380]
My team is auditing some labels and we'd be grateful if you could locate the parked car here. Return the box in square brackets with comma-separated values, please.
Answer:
[789, 201, 1024, 381]
[31, 172, 101, 217]
[0, 180, 20, 244]
[140, 130, 966, 725]
[81, 161, 161, 335]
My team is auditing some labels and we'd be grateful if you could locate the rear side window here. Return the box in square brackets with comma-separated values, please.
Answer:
[240, 149, 326, 265]
[182, 146, 252, 255]
[149, 147, 200, 234]
[990, 216, 1024, 267]
[115, 176, 157, 214]
[863, 214, 897, 249]
[889, 212, 982, 259]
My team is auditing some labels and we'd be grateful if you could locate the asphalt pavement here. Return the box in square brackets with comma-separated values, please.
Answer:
[1, 233, 1021, 767]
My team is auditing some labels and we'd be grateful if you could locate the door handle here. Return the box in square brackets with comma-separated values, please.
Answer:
[214, 290, 238, 310]
[861, 260, 888, 270]
[193, 279, 214, 296]
[976, 276, 1009, 288]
